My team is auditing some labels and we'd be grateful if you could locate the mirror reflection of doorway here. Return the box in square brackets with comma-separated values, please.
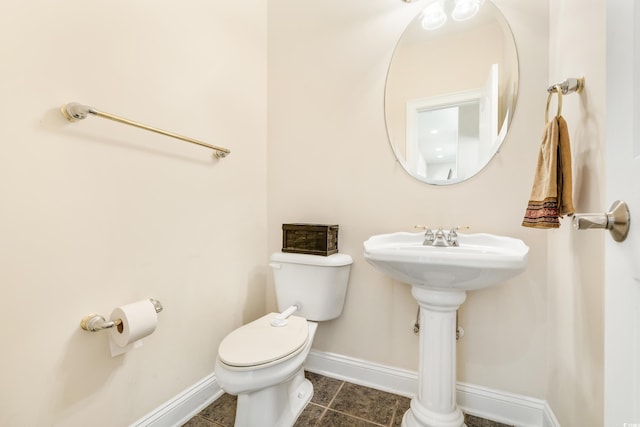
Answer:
[405, 64, 499, 183]
[417, 102, 480, 181]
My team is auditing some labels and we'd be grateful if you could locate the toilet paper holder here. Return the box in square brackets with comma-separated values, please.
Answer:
[80, 298, 163, 332]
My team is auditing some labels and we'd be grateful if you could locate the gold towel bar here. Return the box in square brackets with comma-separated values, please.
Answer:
[60, 102, 230, 159]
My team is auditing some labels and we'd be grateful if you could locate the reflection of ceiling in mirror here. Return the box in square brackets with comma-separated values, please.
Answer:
[402, 2, 498, 44]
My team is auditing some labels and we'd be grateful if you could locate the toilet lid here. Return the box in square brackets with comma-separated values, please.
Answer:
[218, 313, 309, 367]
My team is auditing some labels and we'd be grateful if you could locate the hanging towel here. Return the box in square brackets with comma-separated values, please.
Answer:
[522, 115, 575, 228]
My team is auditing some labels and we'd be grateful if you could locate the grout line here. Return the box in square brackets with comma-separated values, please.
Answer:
[312, 380, 344, 427]
[322, 407, 389, 427]
[302, 402, 327, 427]
[317, 379, 400, 427]
[388, 400, 400, 427]
[313, 406, 327, 427]
[196, 415, 225, 427]
[326, 380, 345, 409]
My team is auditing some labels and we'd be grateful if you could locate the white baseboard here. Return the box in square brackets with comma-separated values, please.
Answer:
[130, 373, 222, 427]
[131, 350, 561, 427]
[304, 349, 418, 398]
[456, 382, 560, 427]
[305, 349, 561, 427]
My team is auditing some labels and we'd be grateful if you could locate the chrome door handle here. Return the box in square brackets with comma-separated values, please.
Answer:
[572, 200, 630, 242]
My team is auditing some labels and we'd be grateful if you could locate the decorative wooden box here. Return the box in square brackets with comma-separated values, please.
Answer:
[282, 224, 339, 256]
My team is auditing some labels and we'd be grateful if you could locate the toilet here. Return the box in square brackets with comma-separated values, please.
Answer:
[214, 252, 353, 427]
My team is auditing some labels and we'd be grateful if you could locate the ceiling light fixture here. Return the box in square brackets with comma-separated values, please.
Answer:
[451, 0, 484, 21]
[420, 0, 447, 30]
[408, 0, 485, 31]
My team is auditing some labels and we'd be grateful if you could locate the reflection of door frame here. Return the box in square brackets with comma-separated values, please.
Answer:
[406, 89, 481, 179]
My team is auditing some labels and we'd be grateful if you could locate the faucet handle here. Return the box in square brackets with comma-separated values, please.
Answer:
[446, 228, 459, 247]
[446, 226, 469, 247]
[415, 225, 437, 246]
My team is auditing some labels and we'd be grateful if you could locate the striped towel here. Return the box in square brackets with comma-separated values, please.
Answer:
[522, 115, 574, 228]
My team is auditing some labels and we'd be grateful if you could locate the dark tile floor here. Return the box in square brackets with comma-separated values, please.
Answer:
[183, 371, 512, 427]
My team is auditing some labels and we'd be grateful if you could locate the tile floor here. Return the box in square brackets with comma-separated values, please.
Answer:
[183, 371, 512, 427]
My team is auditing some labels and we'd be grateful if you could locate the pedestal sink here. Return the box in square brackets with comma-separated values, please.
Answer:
[363, 231, 529, 427]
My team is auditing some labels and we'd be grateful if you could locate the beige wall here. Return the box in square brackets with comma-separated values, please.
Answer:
[0, 2, 267, 426]
[547, 0, 606, 425]
[0, 0, 606, 425]
[268, 0, 550, 398]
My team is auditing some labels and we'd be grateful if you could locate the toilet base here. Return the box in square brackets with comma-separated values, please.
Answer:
[233, 368, 313, 427]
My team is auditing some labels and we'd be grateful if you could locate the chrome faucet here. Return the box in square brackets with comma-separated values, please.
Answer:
[446, 227, 460, 247]
[432, 228, 448, 247]
[423, 228, 435, 245]
[415, 226, 469, 247]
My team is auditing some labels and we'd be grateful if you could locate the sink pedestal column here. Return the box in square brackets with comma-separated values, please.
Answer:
[402, 287, 467, 427]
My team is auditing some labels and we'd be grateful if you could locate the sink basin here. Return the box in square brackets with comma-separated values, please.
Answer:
[363, 231, 529, 427]
[363, 231, 529, 291]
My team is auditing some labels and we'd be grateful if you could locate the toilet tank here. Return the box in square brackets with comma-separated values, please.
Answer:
[269, 252, 352, 321]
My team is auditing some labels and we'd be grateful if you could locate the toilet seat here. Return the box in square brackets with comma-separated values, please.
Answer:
[218, 313, 309, 368]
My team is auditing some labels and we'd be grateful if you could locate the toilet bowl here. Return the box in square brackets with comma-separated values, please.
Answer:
[215, 314, 318, 427]
[214, 252, 352, 427]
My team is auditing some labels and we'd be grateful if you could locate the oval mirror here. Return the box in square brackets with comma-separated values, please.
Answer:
[385, 0, 518, 185]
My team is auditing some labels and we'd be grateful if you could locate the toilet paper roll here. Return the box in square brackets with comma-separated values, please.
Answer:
[108, 299, 158, 357]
